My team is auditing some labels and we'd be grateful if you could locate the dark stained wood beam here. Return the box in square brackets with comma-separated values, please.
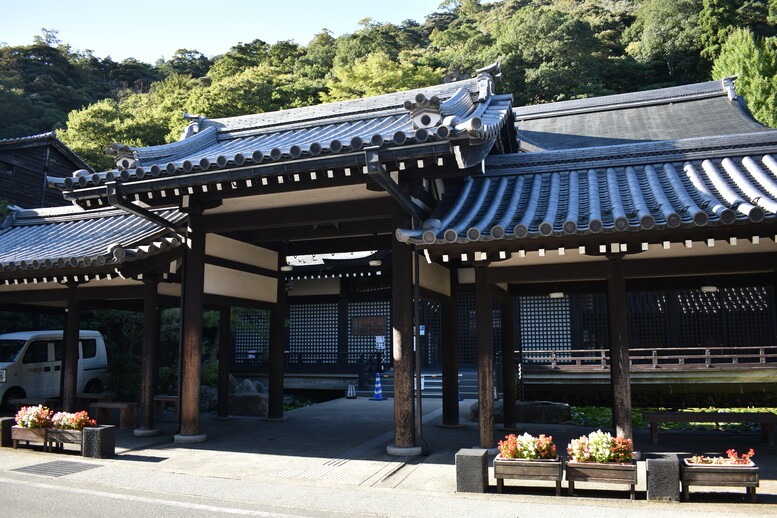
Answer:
[61, 285, 80, 412]
[392, 212, 416, 449]
[489, 252, 777, 285]
[201, 198, 395, 233]
[223, 218, 396, 245]
[501, 300, 517, 430]
[179, 213, 206, 440]
[608, 258, 633, 439]
[475, 265, 495, 448]
[268, 256, 286, 420]
[139, 276, 161, 432]
[441, 267, 459, 426]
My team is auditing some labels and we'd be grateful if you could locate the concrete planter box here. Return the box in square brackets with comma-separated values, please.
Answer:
[9, 425, 114, 458]
[566, 460, 638, 499]
[681, 458, 759, 502]
[493, 454, 563, 496]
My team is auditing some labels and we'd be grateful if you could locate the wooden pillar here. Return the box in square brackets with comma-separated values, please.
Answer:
[501, 298, 517, 430]
[217, 307, 231, 419]
[391, 213, 415, 450]
[475, 266, 495, 448]
[607, 257, 633, 439]
[61, 284, 80, 412]
[177, 211, 207, 442]
[441, 269, 459, 426]
[268, 256, 286, 419]
[138, 275, 160, 434]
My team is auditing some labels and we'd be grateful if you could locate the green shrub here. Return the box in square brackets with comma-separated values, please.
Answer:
[106, 353, 141, 402]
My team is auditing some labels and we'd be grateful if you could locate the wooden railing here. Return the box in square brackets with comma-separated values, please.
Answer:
[520, 345, 777, 371]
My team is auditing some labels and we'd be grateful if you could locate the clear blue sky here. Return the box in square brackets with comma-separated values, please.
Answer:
[3, 0, 446, 64]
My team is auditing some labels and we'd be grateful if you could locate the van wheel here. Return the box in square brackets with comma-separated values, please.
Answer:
[1, 388, 25, 412]
[84, 379, 103, 394]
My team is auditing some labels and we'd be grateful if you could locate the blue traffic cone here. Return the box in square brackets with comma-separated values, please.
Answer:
[458, 391, 464, 401]
[369, 372, 387, 400]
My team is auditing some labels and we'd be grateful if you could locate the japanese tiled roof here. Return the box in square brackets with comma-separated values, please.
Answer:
[514, 78, 769, 152]
[397, 130, 777, 244]
[0, 205, 184, 280]
[49, 64, 513, 198]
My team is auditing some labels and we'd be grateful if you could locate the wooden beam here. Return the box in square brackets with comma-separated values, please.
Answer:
[441, 268, 459, 426]
[501, 299, 517, 430]
[0, 285, 145, 304]
[392, 211, 415, 449]
[139, 275, 160, 432]
[61, 285, 80, 412]
[201, 198, 395, 233]
[607, 258, 633, 439]
[268, 259, 286, 419]
[217, 307, 230, 419]
[475, 266, 495, 448]
[179, 213, 206, 440]
[223, 218, 395, 245]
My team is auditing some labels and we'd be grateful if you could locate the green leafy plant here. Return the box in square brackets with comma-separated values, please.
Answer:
[106, 353, 141, 402]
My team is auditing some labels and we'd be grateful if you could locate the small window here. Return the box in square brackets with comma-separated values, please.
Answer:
[23, 341, 50, 364]
[53, 340, 64, 361]
[81, 339, 97, 359]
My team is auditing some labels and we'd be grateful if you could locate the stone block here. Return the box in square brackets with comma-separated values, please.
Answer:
[0, 417, 13, 448]
[229, 393, 268, 416]
[646, 453, 680, 501]
[82, 425, 115, 458]
[456, 448, 488, 493]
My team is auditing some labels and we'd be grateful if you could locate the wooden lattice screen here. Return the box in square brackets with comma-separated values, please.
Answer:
[232, 309, 270, 366]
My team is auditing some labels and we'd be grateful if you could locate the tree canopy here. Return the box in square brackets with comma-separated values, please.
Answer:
[1, 1, 774, 172]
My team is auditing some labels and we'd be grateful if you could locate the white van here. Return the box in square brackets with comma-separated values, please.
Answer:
[0, 330, 108, 409]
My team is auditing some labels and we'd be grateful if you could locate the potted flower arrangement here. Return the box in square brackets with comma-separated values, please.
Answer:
[565, 430, 637, 499]
[12, 405, 53, 448]
[47, 411, 98, 451]
[493, 433, 563, 495]
[681, 449, 759, 502]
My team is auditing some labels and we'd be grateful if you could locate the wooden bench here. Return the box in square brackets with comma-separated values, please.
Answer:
[643, 411, 777, 446]
[77, 392, 114, 409]
[153, 395, 179, 417]
[90, 402, 138, 430]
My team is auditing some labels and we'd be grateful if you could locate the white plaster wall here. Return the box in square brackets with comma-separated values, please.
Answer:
[418, 259, 450, 297]
[205, 234, 277, 271]
[204, 264, 276, 303]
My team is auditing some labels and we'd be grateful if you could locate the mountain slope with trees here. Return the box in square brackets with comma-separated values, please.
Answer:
[1, 0, 775, 172]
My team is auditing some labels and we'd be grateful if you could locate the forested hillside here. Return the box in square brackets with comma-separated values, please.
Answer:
[2, 0, 776, 172]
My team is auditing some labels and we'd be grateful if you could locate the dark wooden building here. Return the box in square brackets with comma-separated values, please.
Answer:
[1, 66, 776, 452]
[0, 132, 92, 208]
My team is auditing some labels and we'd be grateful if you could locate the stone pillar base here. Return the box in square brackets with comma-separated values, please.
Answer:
[386, 445, 422, 457]
[133, 428, 160, 437]
[173, 433, 208, 444]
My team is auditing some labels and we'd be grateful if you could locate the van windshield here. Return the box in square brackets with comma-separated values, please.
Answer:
[0, 340, 26, 363]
